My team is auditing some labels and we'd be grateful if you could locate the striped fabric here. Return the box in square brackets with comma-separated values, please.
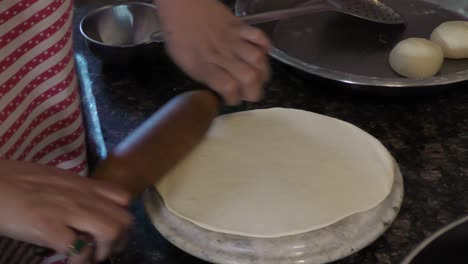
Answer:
[0, 0, 88, 263]
[0, 237, 48, 264]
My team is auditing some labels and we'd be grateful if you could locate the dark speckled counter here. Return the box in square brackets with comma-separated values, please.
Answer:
[74, 1, 467, 263]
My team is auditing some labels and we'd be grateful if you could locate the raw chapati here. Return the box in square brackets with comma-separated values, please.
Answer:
[155, 108, 394, 238]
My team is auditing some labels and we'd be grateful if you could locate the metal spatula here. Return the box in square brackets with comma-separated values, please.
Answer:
[241, 0, 405, 25]
[150, 0, 403, 42]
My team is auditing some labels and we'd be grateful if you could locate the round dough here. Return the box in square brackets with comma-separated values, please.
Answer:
[155, 108, 395, 238]
[430, 21, 468, 59]
[389, 38, 444, 79]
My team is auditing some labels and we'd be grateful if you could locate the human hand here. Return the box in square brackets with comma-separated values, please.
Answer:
[0, 160, 132, 264]
[158, 0, 272, 105]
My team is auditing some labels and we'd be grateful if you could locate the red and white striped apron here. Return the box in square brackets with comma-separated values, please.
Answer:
[0, 0, 88, 263]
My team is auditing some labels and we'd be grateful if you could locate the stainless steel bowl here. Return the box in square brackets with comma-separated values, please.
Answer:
[80, 2, 163, 65]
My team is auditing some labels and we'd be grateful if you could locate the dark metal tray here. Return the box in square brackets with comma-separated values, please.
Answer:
[235, 0, 468, 93]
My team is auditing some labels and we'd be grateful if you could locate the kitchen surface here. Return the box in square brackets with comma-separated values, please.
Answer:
[73, 0, 468, 263]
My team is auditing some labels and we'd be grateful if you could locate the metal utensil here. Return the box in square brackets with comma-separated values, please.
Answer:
[149, 0, 404, 42]
[240, 0, 404, 25]
[80, 2, 163, 64]
[402, 215, 468, 264]
[81, 2, 161, 47]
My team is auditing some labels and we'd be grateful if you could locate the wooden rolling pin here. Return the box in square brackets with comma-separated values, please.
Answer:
[91, 89, 221, 197]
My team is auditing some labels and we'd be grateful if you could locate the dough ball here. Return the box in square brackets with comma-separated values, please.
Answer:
[430, 21, 468, 59]
[389, 38, 444, 79]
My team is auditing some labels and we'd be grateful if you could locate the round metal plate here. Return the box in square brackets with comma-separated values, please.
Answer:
[143, 161, 403, 264]
[235, 0, 468, 91]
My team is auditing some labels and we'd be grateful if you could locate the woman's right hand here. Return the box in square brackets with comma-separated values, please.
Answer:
[0, 160, 132, 264]
[158, 0, 272, 106]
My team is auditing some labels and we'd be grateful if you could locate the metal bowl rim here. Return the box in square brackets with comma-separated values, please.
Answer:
[400, 215, 468, 264]
[79, 2, 159, 48]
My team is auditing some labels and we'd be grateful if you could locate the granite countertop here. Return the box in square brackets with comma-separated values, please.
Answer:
[74, 1, 468, 263]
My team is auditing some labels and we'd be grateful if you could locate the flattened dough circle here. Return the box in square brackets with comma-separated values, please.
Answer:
[155, 108, 394, 238]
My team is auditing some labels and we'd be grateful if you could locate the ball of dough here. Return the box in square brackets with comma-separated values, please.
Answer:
[389, 38, 444, 79]
[430, 21, 468, 59]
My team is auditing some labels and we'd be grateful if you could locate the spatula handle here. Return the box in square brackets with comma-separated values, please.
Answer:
[240, 2, 330, 25]
[92, 89, 221, 197]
